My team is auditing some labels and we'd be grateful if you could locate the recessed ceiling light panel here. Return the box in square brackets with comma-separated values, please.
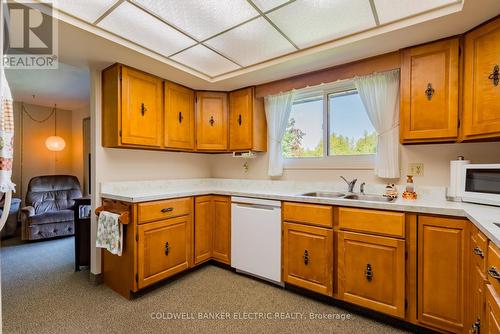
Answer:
[205, 17, 296, 67]
[98, 2, 196, 57]
[133, 0, 259, 41]
[171, 45, 240, 77]
[44, 0, 117, 23]
[267, 0, 376, 49]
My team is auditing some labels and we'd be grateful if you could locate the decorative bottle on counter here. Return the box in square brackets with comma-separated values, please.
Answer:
[402, 175, 417, 200]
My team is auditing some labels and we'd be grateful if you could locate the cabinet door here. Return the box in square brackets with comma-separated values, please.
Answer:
[212, 196, 230, 264]
[468, 226, 488, 334]
[196, 92, 228, 151]
[283, 222, 333, 296]
[164, 82, 195, 150]
[463, 18, 500, 139]
[400, 38, 459, 143]
[194, 196, 213, 265]
[418, 216, 468, 332]
[229, 88, 253, 151]
[485, 284, 500, 334]
[137, 215, 193, 289]
[338, 231, 405, 318]
[121, 66, 162, 147]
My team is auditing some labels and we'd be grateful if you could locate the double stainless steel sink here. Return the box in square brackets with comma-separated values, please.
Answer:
[300, 191, 396, 203]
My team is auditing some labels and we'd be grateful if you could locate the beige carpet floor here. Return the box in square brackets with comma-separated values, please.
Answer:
[1, 236, 416, 334]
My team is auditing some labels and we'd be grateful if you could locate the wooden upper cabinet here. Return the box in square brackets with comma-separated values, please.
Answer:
[196, 92, 228, 151]
[417, 215, 468, 333]
[462, 18, 500, 140]
[229, 87, 267, 152]
[102, 64, 162, 148]
[400, 38, 460, 143]
[164, 82, 195, 150]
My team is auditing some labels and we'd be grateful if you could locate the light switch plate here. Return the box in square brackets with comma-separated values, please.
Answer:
[408, 163, 424, 176]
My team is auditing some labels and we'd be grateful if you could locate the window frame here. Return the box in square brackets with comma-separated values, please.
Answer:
[283, 79, 376, 170]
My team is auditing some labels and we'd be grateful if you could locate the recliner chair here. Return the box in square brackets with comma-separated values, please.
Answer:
[21, 175, 82, 241]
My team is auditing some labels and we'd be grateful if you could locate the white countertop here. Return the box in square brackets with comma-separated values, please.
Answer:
[100, 178, 500, 247]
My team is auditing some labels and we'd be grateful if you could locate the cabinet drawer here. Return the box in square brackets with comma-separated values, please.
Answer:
[283, 222, 333, 296]
[488, 243, 500, 294]
[137, 215, 193, 289]
[471, 225, 488, 273]
[138, 197, 192, 223]
[338, 231, 405, 318]
[283, 202, 333, 228]
[338, 207, 405, 238]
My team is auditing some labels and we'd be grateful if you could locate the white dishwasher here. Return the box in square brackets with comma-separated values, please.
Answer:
[231, 196, 282, 285]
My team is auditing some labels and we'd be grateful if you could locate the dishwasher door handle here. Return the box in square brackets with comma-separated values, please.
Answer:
[234, 203, 278, 211]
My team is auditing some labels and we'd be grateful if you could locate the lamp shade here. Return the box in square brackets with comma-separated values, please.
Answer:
[45, 136, 66, 151]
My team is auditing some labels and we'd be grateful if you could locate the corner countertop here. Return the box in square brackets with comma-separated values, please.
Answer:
[100, 178, 500, 248]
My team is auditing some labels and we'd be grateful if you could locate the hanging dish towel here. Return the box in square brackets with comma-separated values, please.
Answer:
[96, 211, 123, 256]
[0, 68, 15, 193]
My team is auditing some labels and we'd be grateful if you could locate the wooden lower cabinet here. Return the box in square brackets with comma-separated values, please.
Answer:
[212, 196, 231, 264]
[485, 284, 500, 334]
[468, 225, 488, 334]
[338, 231, 405, 318]
[193, 195, 231, 265]
[194, 196, 213, 264]
[417, 215, 468, 333]
[137, 215, 193, 289]
[283, 222, 333, 296]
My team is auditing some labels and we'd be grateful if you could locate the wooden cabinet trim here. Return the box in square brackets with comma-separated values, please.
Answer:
[337, 207, 405, 238]
[138, 197, 193, 224]
[283, 202, 333, 228]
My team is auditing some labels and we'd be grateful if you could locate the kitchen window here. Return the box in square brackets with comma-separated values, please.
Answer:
[282, 80, 377, 169]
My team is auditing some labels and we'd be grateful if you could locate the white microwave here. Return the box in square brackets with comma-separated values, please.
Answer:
[461, 164, 500, 206]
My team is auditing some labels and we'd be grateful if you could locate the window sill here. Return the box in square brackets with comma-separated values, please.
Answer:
[283, 155, 375, 170]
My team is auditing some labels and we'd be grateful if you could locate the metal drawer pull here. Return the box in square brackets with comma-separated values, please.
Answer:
[489, 64, 499, 86]
[471, 318, 480, 334]
[238, 114, 242, 126]
[140, 103, 147, 116]
[161, 207, 174, 213]
[488, 266, 500, 280]
[209, 116, 215, 126]
[303, 250, 309, 265]
[473, 246, 484, 258]
[425, 83, 435, 101]
[365, 264, 373, 281]
[165, 241, 170, 256]
[178, 111, 183, 123]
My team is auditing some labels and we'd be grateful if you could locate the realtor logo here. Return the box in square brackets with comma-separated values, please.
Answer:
[2, 0, 58, 69]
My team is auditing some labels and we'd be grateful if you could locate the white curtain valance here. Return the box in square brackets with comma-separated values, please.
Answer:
[354, 69, 400, 179]
[264, 91, 294, 177]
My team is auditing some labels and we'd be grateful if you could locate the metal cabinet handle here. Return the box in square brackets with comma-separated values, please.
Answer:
[489, 64, 499, 86]
[303, 250, 309, 265]
[471, 318, 480, 334]
[178, 112, 183, 123]
[161, 207, 174, 213]
[238, 114, 242, 126]
[365, 264, 373, 281]
[165, 241, 170, 256]
[473, 246, 484, 258]
[425, 83, 435, 101]
[209, 116, 215, 126]
[140, 103, 147, 116]
[488, 266, 500, 280]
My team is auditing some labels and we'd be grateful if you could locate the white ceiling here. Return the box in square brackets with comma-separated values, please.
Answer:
[6, 0, 500, 109]
[42, 0, 468, 79]
[5, 63, 90, 110]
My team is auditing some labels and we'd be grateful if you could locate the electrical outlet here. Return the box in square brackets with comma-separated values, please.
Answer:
[408, 163, 424, 177]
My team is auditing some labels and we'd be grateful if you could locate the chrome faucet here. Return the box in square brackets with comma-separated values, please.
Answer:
[340, 176, 357, 193]
[360, 182, 366, 194]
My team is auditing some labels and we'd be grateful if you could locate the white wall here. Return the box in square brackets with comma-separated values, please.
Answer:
[209, 142, 500, 187]
[90, 70, 211, 274]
